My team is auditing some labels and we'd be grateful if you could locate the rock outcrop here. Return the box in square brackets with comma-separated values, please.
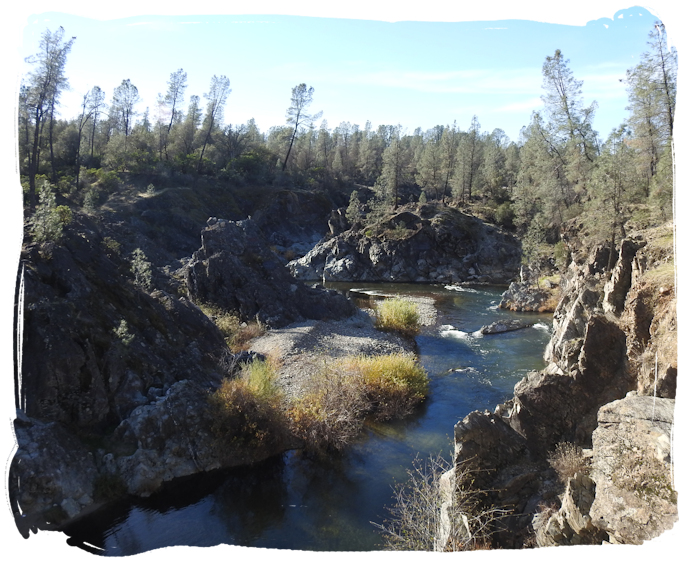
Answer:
[589, 394, 677, 544]
[499, 281, 557, 312]
[185, 218, 356, 328]
[449, 223, 677, 548]
[288, 203, 521, 284]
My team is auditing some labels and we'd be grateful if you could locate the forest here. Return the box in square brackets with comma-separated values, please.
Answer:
[18, 21, 676, 266]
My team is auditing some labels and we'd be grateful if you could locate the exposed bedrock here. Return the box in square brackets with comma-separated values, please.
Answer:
[185, 218, 355, 328]
[450, 225, 677, 547]
[288, 204, 521, 284]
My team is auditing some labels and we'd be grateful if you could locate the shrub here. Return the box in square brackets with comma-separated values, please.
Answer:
[375, 298, 420, 338]
[548, 442, 589, 483]
[199, 303, 266, 352]
[209, 358, 285, 450]
[346, 353, 428, 421]
[113, 319, 134, 347]
[287, 353, 429, 451]
[287, 366, 368, 453]
[372, 454, 508, 551]
[29, 181, 71, 243]
[130, 248, 153, 291]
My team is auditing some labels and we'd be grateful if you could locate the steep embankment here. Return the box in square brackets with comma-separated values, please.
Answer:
[9, 184, 355, 536]
[446, 223, 677, 548]
[288, 203, 521, 284]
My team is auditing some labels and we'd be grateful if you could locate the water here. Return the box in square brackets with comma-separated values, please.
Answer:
[63, 283, 551, 555]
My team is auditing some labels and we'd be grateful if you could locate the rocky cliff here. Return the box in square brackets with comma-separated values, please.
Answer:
[9, 192, 355, 536]
[448, 223, 677, 548]
[288, 203, 521, 284]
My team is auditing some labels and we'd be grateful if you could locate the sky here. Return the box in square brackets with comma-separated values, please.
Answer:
[18, 6, 665, 142]
[1, 2, 699, 561]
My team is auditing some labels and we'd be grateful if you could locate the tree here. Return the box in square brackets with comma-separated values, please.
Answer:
[23, 27, 75, 209]
[112, 79, 140, 139]
[588, 126, 638, 269]
[453, 116, 482, 203]
[157, 68, 188, 161]
[625, 22, 677, 195]
[541, 50, 598, 163]
[198, 75, 231, 173]
[86, 86, 105, 163]
[378, 125, 410, 209]
[282, 83, 322, 172]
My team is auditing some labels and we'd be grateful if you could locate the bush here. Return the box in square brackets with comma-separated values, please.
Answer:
[375, 298, 420, 338]
[372, 454, 508, 551]
[209, 358, 285, 450]
[346, 353, 428, 421]
[287, 353, 429, 451]
[548, 442, 588, 483]
[130, 248, 153, 291]
[198, 303, 266, 352]
[29, 181, 72, 243]
[287, 366, 368, 453]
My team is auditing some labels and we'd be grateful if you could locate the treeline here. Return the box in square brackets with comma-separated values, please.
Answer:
[19, 23, 676, 264]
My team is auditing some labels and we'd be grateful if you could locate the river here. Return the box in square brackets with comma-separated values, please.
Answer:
[63, 283, 551, 555]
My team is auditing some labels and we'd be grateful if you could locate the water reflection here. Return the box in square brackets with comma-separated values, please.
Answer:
[63, 283, 551, 554]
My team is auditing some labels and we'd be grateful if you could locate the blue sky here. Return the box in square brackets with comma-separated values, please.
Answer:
[18, 6, 666, 142]
[1, 2, 698, 561]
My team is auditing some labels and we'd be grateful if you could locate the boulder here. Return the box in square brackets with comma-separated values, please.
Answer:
[499, 282, 554, 312]
[603, 239, 644, 315]
[476, 319, 534, 336]
[9, 412, 98, 536]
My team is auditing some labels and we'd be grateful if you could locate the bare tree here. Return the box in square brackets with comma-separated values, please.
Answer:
[372, 454, 510, 551]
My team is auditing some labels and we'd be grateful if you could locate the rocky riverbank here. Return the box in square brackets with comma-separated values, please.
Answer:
[288, 203, 521, 285]
[443, 222, 678, 548]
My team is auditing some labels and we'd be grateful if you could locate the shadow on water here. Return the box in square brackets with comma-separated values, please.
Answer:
[63, 283, 552, 554]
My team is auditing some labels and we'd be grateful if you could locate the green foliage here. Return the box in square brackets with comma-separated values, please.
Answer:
[113, 319, 134, 346]
[346, 190, 361, 224]
[130, 248, 153, 291]
[494, 201, 514, 228]
[101, 237, 121, 256]
[146, 183, 157, 196]
[418, 190, 427, 204]
[553, 241, 569, 270]
[29, 181, 71, 243]
[375, 298, 420, 337]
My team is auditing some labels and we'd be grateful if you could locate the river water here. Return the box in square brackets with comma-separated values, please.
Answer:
[63, 283, 551, 555]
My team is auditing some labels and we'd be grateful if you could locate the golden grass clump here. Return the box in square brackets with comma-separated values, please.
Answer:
[375, 298, 420, 337]
[345, 353, 428, 421]
[209, 358, 284, 449]
[288, 353, 429, 452]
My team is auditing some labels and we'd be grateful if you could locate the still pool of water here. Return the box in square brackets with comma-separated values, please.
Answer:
[63, 283, 552, 554]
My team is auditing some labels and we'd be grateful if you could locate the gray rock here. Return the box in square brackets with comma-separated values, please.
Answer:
[288, 204, 520, 284]
[589, 395, 677, 544]
[186, 219, 355, 328]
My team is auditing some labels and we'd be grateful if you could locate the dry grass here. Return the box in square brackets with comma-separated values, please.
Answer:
[344, 353, 428, 421]
[198, 303, 266, 352]
[548, 442, 589, 483]
[209, 358, 285, 449]
[287, 353, 429, 452]
[375, 298, 420, 338]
